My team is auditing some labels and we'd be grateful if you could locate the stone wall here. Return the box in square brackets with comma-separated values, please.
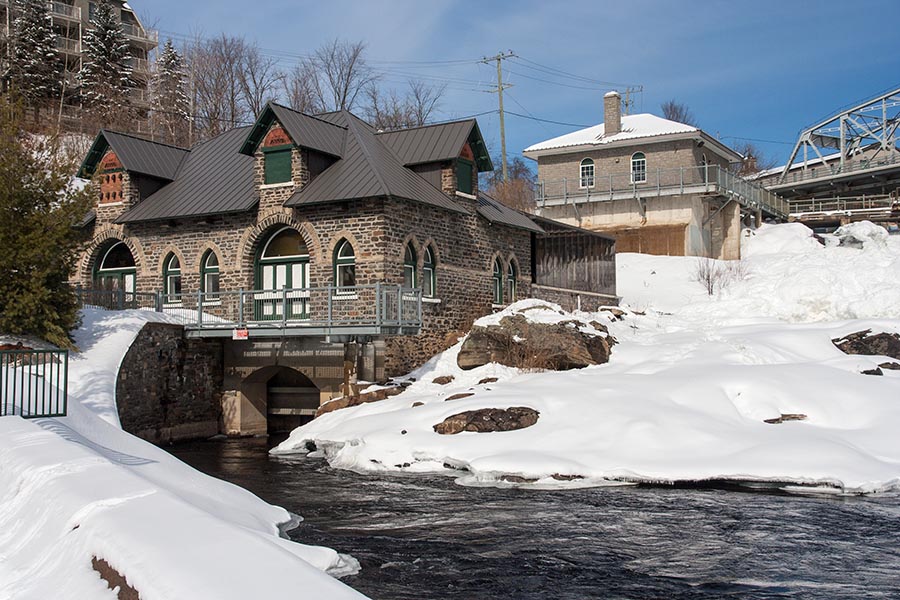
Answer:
[115, 322, 222, 443]
[530, 284, 618, 312]
[380, 196, 532, 374]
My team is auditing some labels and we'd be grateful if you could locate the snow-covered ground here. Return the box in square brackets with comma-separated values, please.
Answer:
[0, 311, 366, 600]
[275, 223, 900, 495]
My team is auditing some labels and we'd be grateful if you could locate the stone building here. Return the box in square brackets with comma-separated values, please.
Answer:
[524, 91, 785, 259]
[74, 103, 616, 439]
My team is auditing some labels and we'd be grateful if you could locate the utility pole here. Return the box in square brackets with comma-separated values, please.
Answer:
[623, 85, 644, 116]
[481, 51, 515, 182]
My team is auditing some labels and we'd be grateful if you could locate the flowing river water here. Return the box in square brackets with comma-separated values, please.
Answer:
[168, 437, 900, 599]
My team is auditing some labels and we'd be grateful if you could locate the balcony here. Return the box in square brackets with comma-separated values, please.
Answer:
[49, 1, 81, 20]
[126, 56, 151, 75]
[127, 87, 151, 106]
[76, 285, 424, 339]
[55, 36, 81, 54]
[536, 164, 788, 220]
[121, 21, 158, 46]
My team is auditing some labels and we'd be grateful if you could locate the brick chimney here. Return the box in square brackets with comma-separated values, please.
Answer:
[604, 91, 621, 136]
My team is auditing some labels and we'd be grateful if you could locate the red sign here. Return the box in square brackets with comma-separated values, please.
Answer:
[99, 150, 123, 171]
[263, 126, 291, 148]
[232, 328, 249, 340]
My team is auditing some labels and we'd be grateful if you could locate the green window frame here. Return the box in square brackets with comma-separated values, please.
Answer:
[334, 239, 356, 291]
[403, 242, 417, 289]
[201, 250, 220, 299]
[457, 158, 474, 195]
[492, 258, 504, 304]
[263, 145, 292, 185]
[255, 227, 310, 320]
[163, 253, 182, 304]
[507, 261, 518, 302]
[94, 240, 136, 294]
[423, 245, 436, 298]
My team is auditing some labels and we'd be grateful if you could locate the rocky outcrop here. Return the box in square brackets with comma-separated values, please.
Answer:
[764, 413, 807, 425]
[432, 375, 455, 385]
[457, 314, 614, 371]
[433, 407, 539, 434]
[444, 393, 474, 401]
[316, 385, 404, 417]
[833, 330, 900, 360]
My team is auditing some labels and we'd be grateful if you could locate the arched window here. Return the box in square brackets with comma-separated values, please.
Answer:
[403, 242, 417, 289]
[201, 250, 220, 299]
[255, 227, 310, 320]
[492, 258, 504, 304]
[631, 152, 647, 184]
[334, 239, 356, 290]
[94, 240, 136, 293]
[701, 152, 709, 183]
[507, 261, 518, 302]
[423, 245, 436, 298]
[579, 158, 595, 188]
[163, 253, 181, 303]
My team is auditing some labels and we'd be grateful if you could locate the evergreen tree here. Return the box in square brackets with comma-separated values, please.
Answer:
[9, 0, 63, 107]
[78, 0, 134, 129]
[0, 97, 92, 348]
[152, 39, 190, 146]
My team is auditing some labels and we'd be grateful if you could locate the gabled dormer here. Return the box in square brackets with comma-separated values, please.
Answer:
[239, 103, 344, 217]
[77, 130, 189, 226]
[376, 119, 492, 202]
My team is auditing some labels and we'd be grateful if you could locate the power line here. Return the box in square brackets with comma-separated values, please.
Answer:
[511, 56, 638, 89]
[505, 110, 591, 129]
[722, 135, 794, 145]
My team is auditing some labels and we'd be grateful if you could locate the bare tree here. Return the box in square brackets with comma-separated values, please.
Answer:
[482, 155, 536, 213]
[189, 34, 248, 139]
[311, 39, 378, 112]
[661, 100, 697, 127]
[407, 79, 445, 125]
[731, 140, 777, 176]
[238, 44, 282, 117]
[365, 80, 446, 130]
[281, 61, 320, 114]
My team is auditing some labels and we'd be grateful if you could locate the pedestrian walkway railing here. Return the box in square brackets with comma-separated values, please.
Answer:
[1, 349, 68, 418]
[536, 165, 788, 219]
[75, 284, 423, 337]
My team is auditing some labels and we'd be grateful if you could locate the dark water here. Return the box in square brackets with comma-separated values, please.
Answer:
[169, 438, 900, 599]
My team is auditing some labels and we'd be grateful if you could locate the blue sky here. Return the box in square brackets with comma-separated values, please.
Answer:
[143, 0, 900, 168]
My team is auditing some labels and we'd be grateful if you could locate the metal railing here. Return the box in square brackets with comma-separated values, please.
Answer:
[771, 152, 900, 187]
[75, 287, 160, 311]
[127, 57, 151, 74]
[74, 284, 423, 334]
[788, 194, 899, 216]
[159, 284, 422, 332]
[121, 22, 158, 44]
[536, 164, 788, 218]
[49, 1, 81, 19]
[1, 349, 68, 418]
[54, 36, 80, 53]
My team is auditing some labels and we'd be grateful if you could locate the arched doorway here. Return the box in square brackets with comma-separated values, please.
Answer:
[255, 227, 310, 320]
[94, 240, 136, 293]
[238, 365, 320, 436]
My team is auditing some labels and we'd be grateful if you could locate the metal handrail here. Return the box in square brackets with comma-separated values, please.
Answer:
[1, 349, 68, 418]
[536, 164, 787, 218]
[121, 22, 158, 43]
[75, 284, 423, 332]
[770, 152, 900, 187]
[49, 1, 81, 19]
[788, 194, 898, 215]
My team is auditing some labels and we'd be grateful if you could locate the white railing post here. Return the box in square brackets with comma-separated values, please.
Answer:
[197, 289, 203, 327]
[238, 289, 244, 327]
[375, 282, 381, 327]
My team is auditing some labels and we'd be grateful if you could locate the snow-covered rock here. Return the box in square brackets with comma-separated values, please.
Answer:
[274, 223, 900, 495]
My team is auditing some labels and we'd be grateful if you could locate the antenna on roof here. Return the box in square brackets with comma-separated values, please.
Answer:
[622, 85, 644, 116]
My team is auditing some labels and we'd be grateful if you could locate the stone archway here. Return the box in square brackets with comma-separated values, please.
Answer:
[233, 365, 320, 436]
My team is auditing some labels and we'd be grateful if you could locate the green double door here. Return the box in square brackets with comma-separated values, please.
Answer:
[255, 258, 310, 320]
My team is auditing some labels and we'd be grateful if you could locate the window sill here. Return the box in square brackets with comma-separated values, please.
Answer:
[422, 297, 441, 304]
[99, 201, 124, 207]
[200, 300, 222, 306]
[455, 191, 477, 200]
[332, 293, 359, 300]
[491, 303, 506, 310]
[260, 182, 294, 190]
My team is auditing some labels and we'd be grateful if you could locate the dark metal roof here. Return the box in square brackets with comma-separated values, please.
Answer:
[117, 127, 257, 223]
[238, 103, 346, 158]
[77, 130, 189, 180]
[78, 209, 96, 228]
[377, 120, 493, 171]
[285, 111, 468, 214]
[476, 193, 544, 233]
[531, 215, 617, 242]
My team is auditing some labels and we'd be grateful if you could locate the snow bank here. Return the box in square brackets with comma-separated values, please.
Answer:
[0, 309, 365, 600]
[275, 223, 900, 495]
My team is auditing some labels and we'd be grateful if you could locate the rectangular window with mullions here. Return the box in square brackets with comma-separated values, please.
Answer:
[631, 152, 647, 184]
[264, 147, 292, 184]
